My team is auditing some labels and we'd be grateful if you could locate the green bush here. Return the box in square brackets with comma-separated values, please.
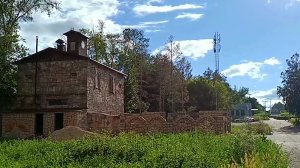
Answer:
[253, 112, 270, 121]
[289, 118, 300, 126]
[280, 111, 290, 117]
[0, 131, 289, 168]
[232, 122, 272, 135]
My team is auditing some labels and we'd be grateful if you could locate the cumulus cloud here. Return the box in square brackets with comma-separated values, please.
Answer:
[152, 39, 213, 59]
[222, 57, 281, 80]
[264, 57, 280, 65]
[249, 88, 282, 109]
[133, 4, 204, 15]
[20, 0, 122, 53]
[175, 13, 204, 21]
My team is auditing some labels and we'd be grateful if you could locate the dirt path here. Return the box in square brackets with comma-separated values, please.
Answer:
[265, 118, 300, 168]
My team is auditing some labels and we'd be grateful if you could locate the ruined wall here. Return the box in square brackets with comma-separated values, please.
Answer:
[1, 110, 87, 138]
[16, 59, 88, 110]
[87, 111, 231, 134]
[87, 62, 124, 114]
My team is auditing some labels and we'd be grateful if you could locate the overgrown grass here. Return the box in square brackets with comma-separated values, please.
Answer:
[232, 122, 273, 135]
[0, 131, 289, 168]
[289, 117, 300, 126]
[253, 112, 270, 121]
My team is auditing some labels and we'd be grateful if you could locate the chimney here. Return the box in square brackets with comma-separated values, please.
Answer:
[55, 39, 65, 51]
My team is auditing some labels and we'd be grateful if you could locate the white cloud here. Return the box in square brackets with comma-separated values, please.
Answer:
[249, 88, 282, 110]
[121, 20, 168, 31]
[175, 13, 204, 21]
[145, 29, 161, 33]
[133, 3, 204, 15]
[285, 0, 300, 8]
[152, 39, 213, 59]
[20, 0, 122, 53]
[222, 61, 266, 80]
[250, 88, 277, 98]
[222, 57, 281, 80]
[263, 57, 280, 65]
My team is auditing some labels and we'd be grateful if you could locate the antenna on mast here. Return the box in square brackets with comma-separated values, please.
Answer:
[213, 32, 221, 111]
[213, 32, 221, 74]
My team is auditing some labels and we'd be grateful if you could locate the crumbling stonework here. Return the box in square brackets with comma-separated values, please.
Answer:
[1, 30, 125, 138]
[1, 30, 231, 139]
[87, 61, 124, 114]
[1, 110, 87, 138]
[87, 111, 231, 134]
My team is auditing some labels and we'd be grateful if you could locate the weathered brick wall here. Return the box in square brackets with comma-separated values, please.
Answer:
[87, 62, 124, 114]
[87, 111, 231, 134]
[1, 113, 35, 138]
[1, 111, 87, 138]
[16, 59, 88, 110]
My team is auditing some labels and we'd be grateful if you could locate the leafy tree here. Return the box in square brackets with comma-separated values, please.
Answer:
[277, 53, 300, 117]
[246, 97, 265, 112]
[0, 0, 59, 111]
[187, 76, 232, 111]
[121, 28, 150, 113]
[175, 56, 192, 112]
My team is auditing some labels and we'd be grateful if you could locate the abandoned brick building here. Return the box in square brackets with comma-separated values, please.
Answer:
[1, 30, 231, 138]
[1, 30, 126, 138]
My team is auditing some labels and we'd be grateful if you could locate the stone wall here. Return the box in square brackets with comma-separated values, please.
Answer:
[87, 62, 124, 114]
[1, 110, 87, 138]
[17, 59, 88, 110]
[87, 111, 231, 134]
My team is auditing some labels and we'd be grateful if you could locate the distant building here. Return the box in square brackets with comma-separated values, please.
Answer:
[1, 30, 126, 138]
[232, 103, 252, 118]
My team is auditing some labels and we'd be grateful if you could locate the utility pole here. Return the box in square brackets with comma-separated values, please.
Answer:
[262, 100, 268, 111]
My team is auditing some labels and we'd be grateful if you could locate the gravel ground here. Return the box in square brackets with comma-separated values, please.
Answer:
[265, 118, 300, 168]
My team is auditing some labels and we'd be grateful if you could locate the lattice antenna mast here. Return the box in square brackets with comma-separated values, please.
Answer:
[213, 32, 221, 74]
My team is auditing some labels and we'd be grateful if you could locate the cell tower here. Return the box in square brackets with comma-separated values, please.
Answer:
[213, 32, 221, 74]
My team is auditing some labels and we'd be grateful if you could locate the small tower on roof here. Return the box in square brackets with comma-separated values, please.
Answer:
[63, 30, 88, 57]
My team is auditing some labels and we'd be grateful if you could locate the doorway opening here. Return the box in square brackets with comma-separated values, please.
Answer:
[55, 113, 64, 130]
[35, 113, 44, 136]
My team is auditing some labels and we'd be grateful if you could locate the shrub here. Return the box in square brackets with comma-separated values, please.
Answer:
[232, 122, 272, 135]
[253, 112, 270, 121]
[289, 118, 300, 126]
[0, 131, 288, 168]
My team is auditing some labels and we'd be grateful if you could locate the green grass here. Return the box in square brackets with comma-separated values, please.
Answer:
[0, 131, 289, 168]
[232, 122, 273, 135]
[253, 112, 270, 121]
[289, 117, 300, 126]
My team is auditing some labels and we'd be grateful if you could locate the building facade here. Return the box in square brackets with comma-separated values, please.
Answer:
[232, 103, 252, 119]
[1, 30, 125, 138]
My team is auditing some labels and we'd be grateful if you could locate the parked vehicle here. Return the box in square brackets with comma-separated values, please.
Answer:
[234, 116, 255, 122]
[245, 116, 255, 122]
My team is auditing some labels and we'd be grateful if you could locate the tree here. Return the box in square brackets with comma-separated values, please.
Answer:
[120, 28, 150, 113]
[175, 56, 192, 112]
[0, 1, 59, 111]
[277, 53, 300, 117]
[187, 76, 233, 111]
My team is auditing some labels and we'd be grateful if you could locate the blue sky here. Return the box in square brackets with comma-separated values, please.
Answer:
[19, 0, 300, 108]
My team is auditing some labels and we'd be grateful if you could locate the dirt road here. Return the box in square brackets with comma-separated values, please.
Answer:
[265, 118, 300, 168]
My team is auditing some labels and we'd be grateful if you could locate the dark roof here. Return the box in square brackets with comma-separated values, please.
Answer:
[14, 47, 126, 76]
[63, 30, 89, 39]
[55, 39, 64, 44]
